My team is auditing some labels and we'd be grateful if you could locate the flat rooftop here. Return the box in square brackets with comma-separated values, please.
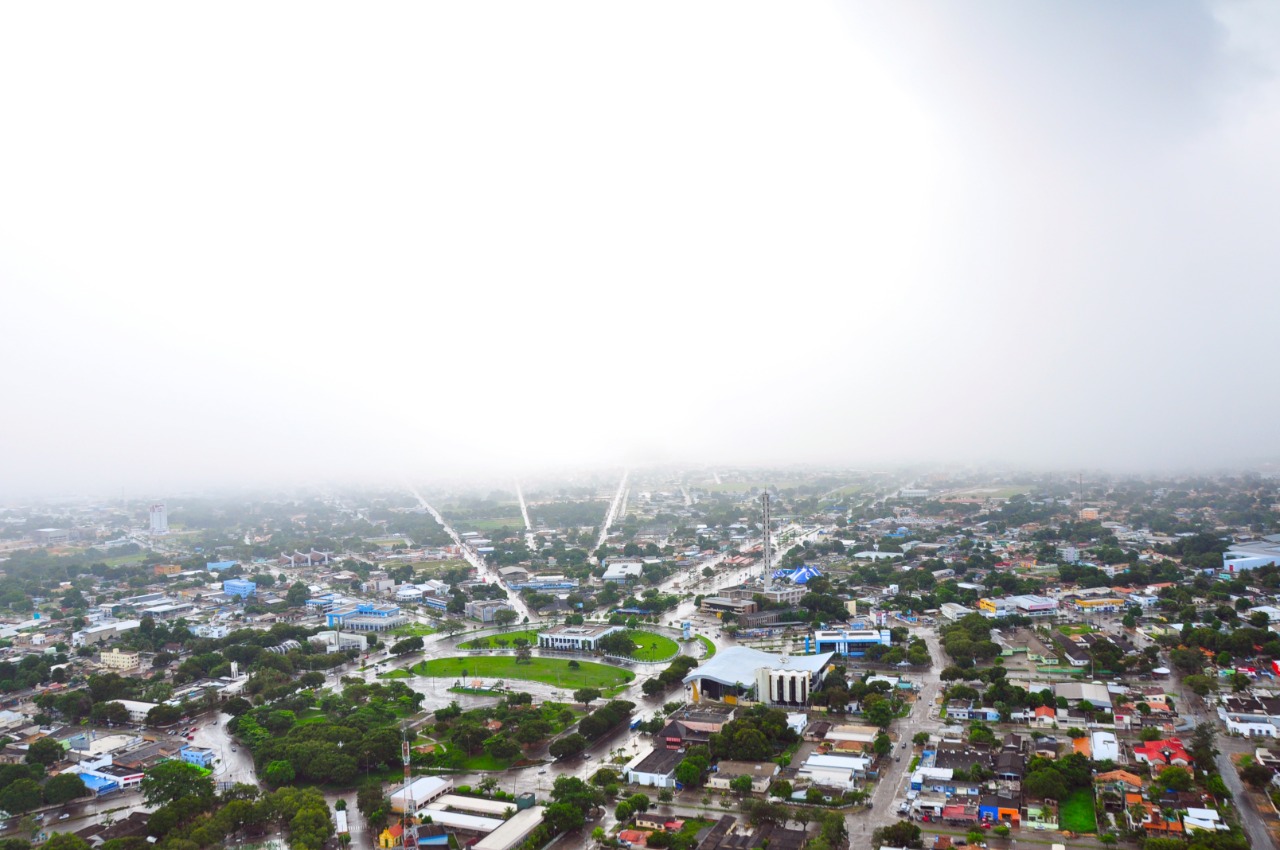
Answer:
[538, 623, 618, 638]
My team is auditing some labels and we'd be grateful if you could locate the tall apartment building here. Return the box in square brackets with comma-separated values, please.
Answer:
[149, 503, 169, 535]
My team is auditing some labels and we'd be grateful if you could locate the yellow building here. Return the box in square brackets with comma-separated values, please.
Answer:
[1072, 598, 1123, 612]
[100, 647, 140, 670]
[1078, 508, 1100, 521]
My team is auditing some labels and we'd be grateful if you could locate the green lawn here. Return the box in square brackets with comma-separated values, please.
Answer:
[1058, 624, 1094, 635]
[459, 752, 511, 771]
[1059, 788, 1097, 833]
[390, 622, 438, 637]
[105, 552, 148, 566]
[459, 630, 541, 649]
[409, 656, 634, 691]
[379, 668, 411, 679]
[626, 631, 679, 661]
[697, 635, 716, 658]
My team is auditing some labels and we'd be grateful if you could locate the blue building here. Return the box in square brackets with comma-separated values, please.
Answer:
[180, 746, 216, 768]
[810, 629, 893, 657]
[207, 560, 239, 572]
[222, 579, 257, 599]
[327, 603, 405, 631]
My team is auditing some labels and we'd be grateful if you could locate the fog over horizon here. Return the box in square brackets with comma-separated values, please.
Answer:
[3, 1, 1279, 497]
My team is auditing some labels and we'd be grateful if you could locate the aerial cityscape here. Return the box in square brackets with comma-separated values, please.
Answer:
[3, 5, 1280, 850]
[2, 471, 1280, 850]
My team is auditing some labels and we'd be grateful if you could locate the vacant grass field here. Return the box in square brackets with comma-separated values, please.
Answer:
[455, 517, 525, 532]
[697, 635, 716, 658]
[627, 630, 679, 661]
[459, 630, 540, 649]
[408, 656, 634, 691]
[1059, 788, 1097, 833]
[1058, 623, 1095, 635]
[104, 552, 148, 566]
[378, 668, 411, 679]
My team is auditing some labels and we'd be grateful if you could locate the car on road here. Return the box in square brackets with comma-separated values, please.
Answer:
[231, 746, 238, 752]
[58, 814, 70, 821]
[538, 769, 547, 774]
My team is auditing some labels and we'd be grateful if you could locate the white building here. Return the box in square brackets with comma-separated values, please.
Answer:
[149, 503, 169, 535]
[109, 699, 159, 724]
[536, 623, 626, 651]
[624, 747, 681, 788]
[389, 776, 453, 813]
[797, 753, 870, 790]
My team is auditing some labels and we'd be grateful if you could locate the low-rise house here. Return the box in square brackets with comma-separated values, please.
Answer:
[707, 760, 779, 794]
[625, 747, 682, 788]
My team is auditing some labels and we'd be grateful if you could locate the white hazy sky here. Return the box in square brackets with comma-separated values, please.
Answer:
[2, 1, 1279, 495]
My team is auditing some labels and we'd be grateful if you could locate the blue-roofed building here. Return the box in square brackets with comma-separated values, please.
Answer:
[180, 746, 216, 768]
[811, 629, 893, 657]
[207, 560, 239, 572]
[76, 772, 120, 796]
[222, 579, 257, 599]
[327, 602, 406, 631]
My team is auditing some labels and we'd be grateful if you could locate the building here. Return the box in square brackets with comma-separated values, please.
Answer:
[536, 623, 626, 651]
[179, 746, 215, 768]
[472, 807, 546, 850]
[811, 629, 892, 656]
[698, 597, 758, 617]
[308, 631, 368, 654]
[108, 700, 159, 724]
[706, 760, 779, 793]
[602, 561, 644, 583]
[149, 503, 168, 535]
[624, 746, 682, 788]
[465, 599, 515, 623]
[72, 619, 142, 647]
[206, 560, 239, 572]
[1071, 597, 1124, 613]
[327, 603, 407, 632]
[34, 528, 69, 545]
[99, 648, 140, 671]
[978, 595, 1058, 618]
[389, 776, 453, 813]
[682, 646, 834, 707]
[222, 579, 257, 599]
[796, 753, 869, 790]
[153, 564, 182, 576]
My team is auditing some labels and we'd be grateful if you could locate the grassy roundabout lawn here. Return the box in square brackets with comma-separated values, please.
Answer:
[627, 630, 679, 661]
[697, 635, 716, 658]
[1059, 787, 1097, 833]
[458, 630, 541, 649]
[408, 655, 634, 691]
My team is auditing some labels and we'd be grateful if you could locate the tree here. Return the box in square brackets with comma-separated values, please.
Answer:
[574, 688, 602, 710]
[146, 703, 182, 727]
[874, 732, 892, 757]
[729, 775, 753, 797]
[1240, 763, 1273, 789]
[544, 801, 585, 833]
[1023, 767, 1067, 802]
[1206, 774, 1230, 798]
[286, 582, 310, 608]
[872, 820, 922, 849]
[494, 608, 518, 627]
[675, 756, 707, 788]
[548, 734, 587, 760]
[43, 835, 90, 850]
[43, 773, 89, 805]
[770, 779, 792, 799]
[264, 760, 296, 787]
[26, 736, 65, 767]
[912, 732, 930, 746]
[515, 644, 532, 664]
[0, 779, 43, 814]
[390, 636, 425, 656]
[1155, 766, 1192, 792]
[140, 760, 215, 808]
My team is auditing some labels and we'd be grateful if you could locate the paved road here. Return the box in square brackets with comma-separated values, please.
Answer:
[596, 471, 630, 551]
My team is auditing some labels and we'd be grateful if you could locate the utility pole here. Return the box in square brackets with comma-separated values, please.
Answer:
[401, 727, 417, 849]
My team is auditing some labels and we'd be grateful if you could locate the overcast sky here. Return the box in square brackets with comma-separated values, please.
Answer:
[2, 1, 1278, 496]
